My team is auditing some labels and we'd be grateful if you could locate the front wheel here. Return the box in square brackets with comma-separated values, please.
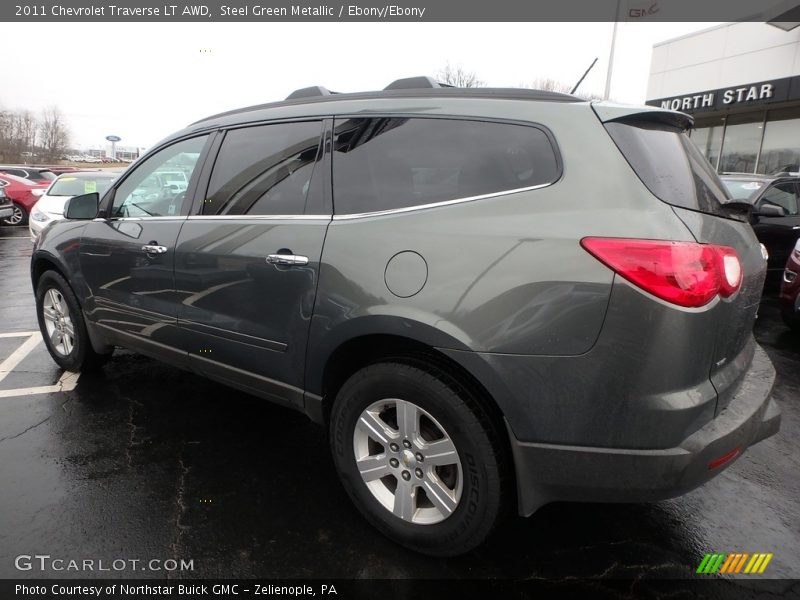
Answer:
[35, 270, 112, 371]
[329, 361, 507, 556]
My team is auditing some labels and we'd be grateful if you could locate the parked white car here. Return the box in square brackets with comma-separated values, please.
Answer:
[29, 171, 118, 241]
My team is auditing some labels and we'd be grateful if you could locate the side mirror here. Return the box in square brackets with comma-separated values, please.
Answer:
[721, 201, 754, 222]
[64, 193, 99, 220]
[755, 204, 786, 218]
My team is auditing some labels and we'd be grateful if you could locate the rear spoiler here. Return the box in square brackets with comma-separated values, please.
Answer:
[591, 101, 693, 131]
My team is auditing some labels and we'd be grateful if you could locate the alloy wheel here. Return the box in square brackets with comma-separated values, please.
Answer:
[42, 288, 75, 356]
[353, 398, 463, 525]
[2, 204, 23, 226]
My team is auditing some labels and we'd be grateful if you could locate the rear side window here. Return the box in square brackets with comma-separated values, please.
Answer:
[760, 182, 799, 215]
[205, 121, 323, 216]
[332, 117, 559, 215]
[605, 120, 729, 216]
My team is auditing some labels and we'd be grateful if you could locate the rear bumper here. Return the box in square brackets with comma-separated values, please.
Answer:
[510, 343, 779, 516]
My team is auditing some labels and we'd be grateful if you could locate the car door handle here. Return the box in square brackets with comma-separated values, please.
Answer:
[266, 254, 309, 266]
[142, 244, 168, 254]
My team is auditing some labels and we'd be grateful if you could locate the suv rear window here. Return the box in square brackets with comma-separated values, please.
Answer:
[604, 119, 729, 216]
[333, 117, 560, 215]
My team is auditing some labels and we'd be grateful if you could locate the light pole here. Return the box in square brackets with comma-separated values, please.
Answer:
[604, 0, 623, 100]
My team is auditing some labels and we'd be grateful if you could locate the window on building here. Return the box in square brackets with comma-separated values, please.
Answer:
[757, 107, 800, 175]
[332, 117, 559, 215]
[690, 120, 724, 169]
[718, 112, 764, 174]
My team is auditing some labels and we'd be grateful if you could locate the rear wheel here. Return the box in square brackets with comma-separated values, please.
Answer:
[35, 270, 112, 371]
[330, 361, 507, 556]
[1, 202, 26, 226]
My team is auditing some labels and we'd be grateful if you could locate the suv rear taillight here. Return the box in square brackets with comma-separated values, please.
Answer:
[581, 238, 742, 308]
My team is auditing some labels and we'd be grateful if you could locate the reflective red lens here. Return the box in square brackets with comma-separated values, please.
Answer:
[581, 238, 742, 308]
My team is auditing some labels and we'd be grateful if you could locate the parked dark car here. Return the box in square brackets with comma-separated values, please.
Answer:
[0, 165, 57, 182]
[720, 174, 800, 289]
[0, 186, 13, 221]
[30, 78, 780, 556]
[779, 238, 800, 331]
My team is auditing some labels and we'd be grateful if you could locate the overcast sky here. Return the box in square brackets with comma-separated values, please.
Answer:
[2, 21, 716, 150]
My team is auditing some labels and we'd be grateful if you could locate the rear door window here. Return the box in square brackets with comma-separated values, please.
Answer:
[759, 182, 799, 215]
[604, 119, 730, 216]
[332, 117, 560, 215]
[204, 121, 323, 216]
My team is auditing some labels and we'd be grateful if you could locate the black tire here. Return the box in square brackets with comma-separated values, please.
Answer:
[35, 270, 112, 371]
[330, 361, 508, 556]
[1, 202, 26, 226]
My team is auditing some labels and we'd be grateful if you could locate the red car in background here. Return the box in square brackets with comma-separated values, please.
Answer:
[780, 238, 800, 332]
[0, 172, 49, 225]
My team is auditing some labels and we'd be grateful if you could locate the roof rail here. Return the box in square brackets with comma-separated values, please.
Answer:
[285, 86, 335, 100]
[384, 76, 444, 90]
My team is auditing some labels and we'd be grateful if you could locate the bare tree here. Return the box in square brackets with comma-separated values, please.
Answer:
[525, 77, 573, 94]
[39, 106, 69, 161]
[437, 63, 484, 88]
[18, 111, 37, 158]
[523, 77, 603, 101]
[0, 108, 41, 162]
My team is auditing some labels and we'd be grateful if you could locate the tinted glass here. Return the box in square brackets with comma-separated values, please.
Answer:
[605, 120, 728, 216]
[49, 175, 116, 196]
[690, 122, 723, 170]
[760, 183, 798, 215]
[758, 107, 800, 174]
[332, 117, 559, 215]
[39, 171, 57, 181]
[721, 178, 768, 202]
[205, 121, 322, 216]
[112, 135, 208, 218]
[718, 113, 763, 174]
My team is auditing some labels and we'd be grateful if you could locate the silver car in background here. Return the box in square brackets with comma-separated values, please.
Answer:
[29, 171, 120, 241]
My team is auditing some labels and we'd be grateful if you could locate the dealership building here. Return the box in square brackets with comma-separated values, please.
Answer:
[647, 21, 800, 174]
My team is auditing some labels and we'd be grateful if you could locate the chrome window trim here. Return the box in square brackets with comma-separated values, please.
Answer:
[331, 182, 553, 221]
[92, 216, 187, 222]
[187, 214, 330, 220]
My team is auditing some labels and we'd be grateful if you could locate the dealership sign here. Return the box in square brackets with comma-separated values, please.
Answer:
[647, 76, 800, 113]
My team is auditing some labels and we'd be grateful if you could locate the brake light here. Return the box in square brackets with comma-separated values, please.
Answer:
[581, 238, 743, 308]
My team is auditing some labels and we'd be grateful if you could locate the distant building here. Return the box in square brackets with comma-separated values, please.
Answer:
[84, 144, 142, 161]
[647, 22, 800, 174]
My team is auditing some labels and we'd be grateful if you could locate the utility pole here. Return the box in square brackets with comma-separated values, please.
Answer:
[604, 0, 622, 100]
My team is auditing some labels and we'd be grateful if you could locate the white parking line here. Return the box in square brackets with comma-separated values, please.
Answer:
[0, 370, 80, 399]
[0, 331, 80, 397]
[0, 334, 42, 383]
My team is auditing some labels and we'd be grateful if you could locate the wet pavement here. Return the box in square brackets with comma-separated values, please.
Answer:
[0, 224, 798, 585]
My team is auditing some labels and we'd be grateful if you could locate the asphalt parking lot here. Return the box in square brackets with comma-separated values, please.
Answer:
[0, 224, 798, 586]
